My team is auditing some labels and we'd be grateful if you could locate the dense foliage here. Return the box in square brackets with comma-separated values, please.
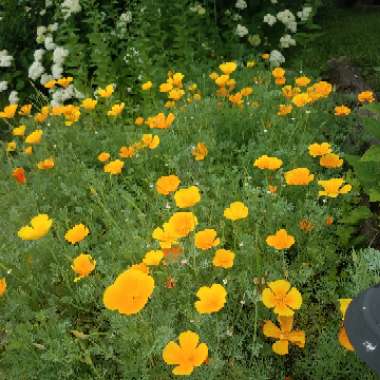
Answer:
[0, 58, 379, 378]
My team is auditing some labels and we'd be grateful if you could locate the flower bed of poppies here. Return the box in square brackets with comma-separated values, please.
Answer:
[0, 60, 379, 379]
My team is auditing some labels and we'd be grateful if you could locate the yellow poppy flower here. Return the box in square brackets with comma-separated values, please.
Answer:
[195, 284, 227, 314]
[262, 279, 302, 316]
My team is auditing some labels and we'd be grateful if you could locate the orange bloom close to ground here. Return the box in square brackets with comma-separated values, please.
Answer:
[223, 201, 249, 221]
[64, 223, 90, 244]
[272, 67, 285, 79]
[174, 186, 201, 208]
[152, 223, 179, 249]
[17, 214, 53, 240]
[156, 175, 181, 195]
[156, 175, 180, 195]
[253, 155, 283, 170]
[338, 298, 354, 351]
[12, 124, 26, 136]
[103, 268, 155, 316]
[71, 253, 96, 282]
[135, 116, 144, 126]
[12, 167, 26, 184]
[266, 229, 295, 250]
[192, 143, 208, 161]
[308, 142, 332, 157]
[146, 112, 175, 129]
[141, 134, 160, 149]
[298, 219, 314, 233]
[0, 104, 18, 119]
[119, 146, 135, 158]
[143, 250, 164, 266]
[263, 316, 305, 355]
[318, 178, 352, 198]
[334, 105, 351, 116]
[0, 278, 6, 297]
[358, 90, 375, 104]
[37, 158, 55, 170]
[97, 84, 114, 98]
[292, 93, 312, 107]
[107, 102, 125, 117]
[284, 168, 314, 186]
[195, 284, 227, 314]
[277, 104, 293, 116]
[162, 331, 208, 376]
[19, 104, 32, 116]
[25, 129, 43, 144]
[194, 228, 220, 250]
[104, 159, 124, 175]
[295, 76, 311, 87]
[167, 212, 198, 238]
[319, 153, 343, 169]
[307, 81, 333, 101]
[219, 61, 237, 75]
[141, 81, 153, 91]
[262, 279, 302, 316]
[213, 249, 235, 269]
[81, 98, 97, 110]
[98, 152, 110, 162]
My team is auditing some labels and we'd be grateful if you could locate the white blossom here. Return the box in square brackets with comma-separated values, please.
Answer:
[277, 9, 297, 32]
[232, 13, 242, 21]
[53, 47, 69, 64]
[28, 61, 45, 80]
[280, 34, 296, 48]
[40, 73, 53, 85]
[48, 22, 59, 32]
[263, 14, 277, 26]
[37, 26, 47, 38]
[61, 0, 82, 19]
[51, 63, 63, 79]
[235, 24, 249, 38]
[269, 49, 285, 67]
[297, 6, 313, 22]
[44, 35, 56, 51]
[9, 90, 19, 104]
[0, 81, 8, 92]
[0, 50, 13, 67]
[235, 0, 247, 10]
[34, 49, 46, 62]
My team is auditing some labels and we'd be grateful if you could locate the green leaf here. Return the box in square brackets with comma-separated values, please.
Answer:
[361, 145, 380, 162]
[341, 206, 372, 225]
[368, 188, 380, 202]
[362, 117, 380, 140]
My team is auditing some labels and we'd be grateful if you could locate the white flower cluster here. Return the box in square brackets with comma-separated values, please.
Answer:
[235, 24, 249, 38]
[0, 50, 13, 68]
[36, 23, 59, 44]
[297, 6, 313, 22]
[190, 3, 206, 15]
[0, 81, 8, 93]
[263, 14, 277, 26]
[277, 9, 297, 33]
[269, 50, 285, 67]
[61, 0, 82, 20]
[51, 85, 83, 106]
[280, 34, 296, 48]
[40, 0, 53, 16]
[235, 0, 247, 10]
[8, 90, 19, 104]
[52, 46, 69, 79]
[29, 22, 70, 83]
[116, 11, 132, 37]
[29, 49, 45, 81]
